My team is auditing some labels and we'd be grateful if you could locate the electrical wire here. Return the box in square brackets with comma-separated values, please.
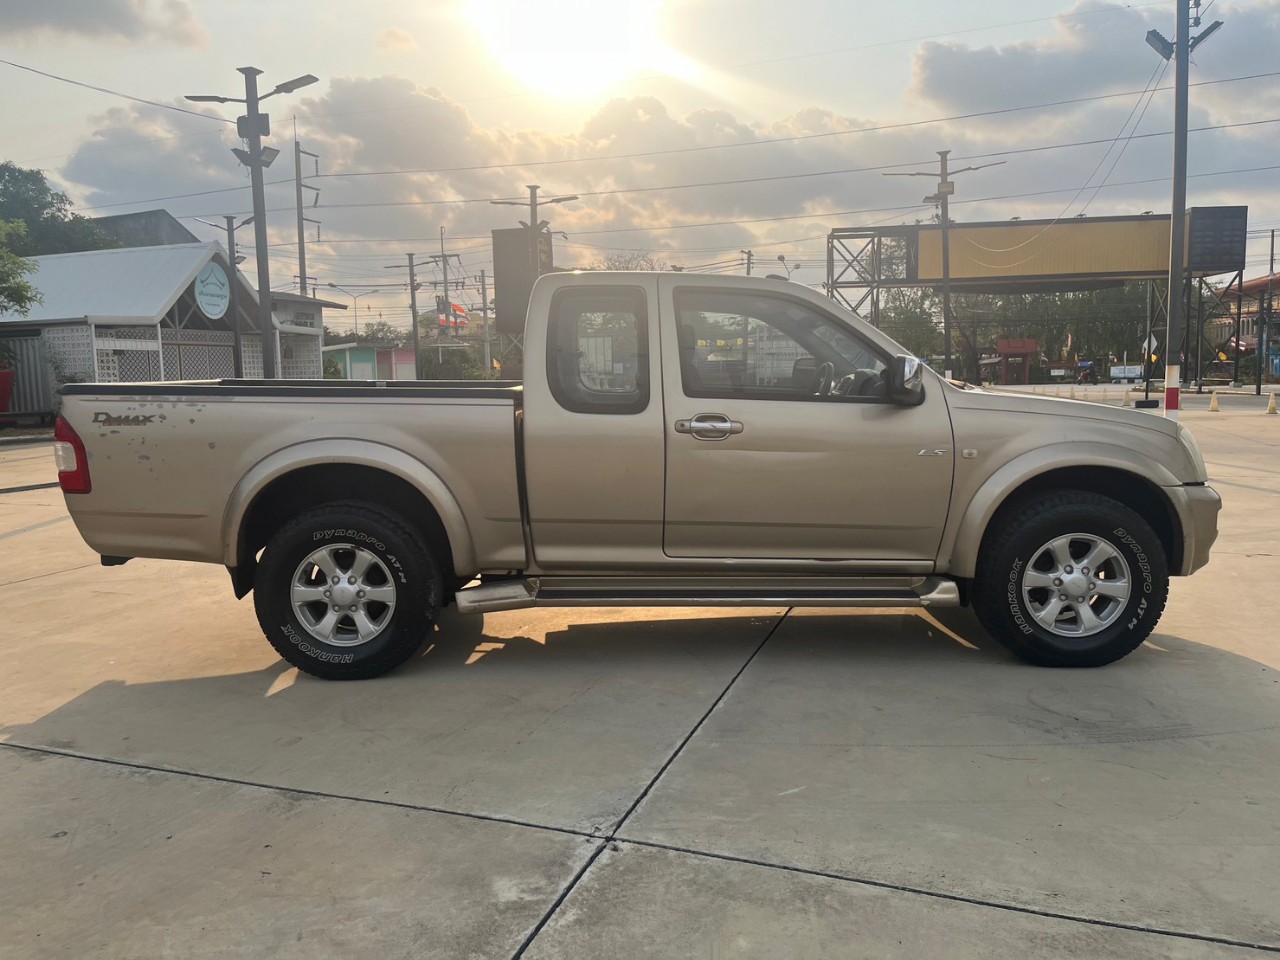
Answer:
[0, 58, 235, 123]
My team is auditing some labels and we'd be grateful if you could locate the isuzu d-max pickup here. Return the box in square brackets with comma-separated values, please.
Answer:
[54, 272, 1220, 679]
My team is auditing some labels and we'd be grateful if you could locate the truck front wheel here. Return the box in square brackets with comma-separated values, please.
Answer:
[253, 502, 442, 680]
[973, 491, 1169, 667]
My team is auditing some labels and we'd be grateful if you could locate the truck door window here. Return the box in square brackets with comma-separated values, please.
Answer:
[546, 286, 649, 414]
[674, 289, 888, 401]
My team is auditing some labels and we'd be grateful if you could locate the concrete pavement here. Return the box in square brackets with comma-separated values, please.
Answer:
[1, 415, 1278, 958]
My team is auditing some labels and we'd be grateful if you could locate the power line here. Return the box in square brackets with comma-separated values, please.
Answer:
[0, 58, 235, 124]
[304, 71, 1280, 181]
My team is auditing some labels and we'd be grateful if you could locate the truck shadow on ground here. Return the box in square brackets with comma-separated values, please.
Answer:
[3, 606, 1274, 769]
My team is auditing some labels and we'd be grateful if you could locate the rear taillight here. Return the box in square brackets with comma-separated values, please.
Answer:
[54, 415, 92, 494]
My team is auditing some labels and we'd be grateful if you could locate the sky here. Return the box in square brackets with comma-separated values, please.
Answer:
[1, 0, 1278, 331]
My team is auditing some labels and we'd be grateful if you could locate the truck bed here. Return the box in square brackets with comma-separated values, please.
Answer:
[58, 379, 526, 572]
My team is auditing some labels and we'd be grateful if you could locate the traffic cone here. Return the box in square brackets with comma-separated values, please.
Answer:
[1054, 385, 1061, 398]
[1122, 390, 1133, 407]
[1267, 392, 1278, 415]
[1208, 392, 1220, 412]
[1069, 385, 1077, 400]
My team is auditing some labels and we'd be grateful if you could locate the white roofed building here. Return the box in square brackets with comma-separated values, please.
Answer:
[0, 243, 343, 417]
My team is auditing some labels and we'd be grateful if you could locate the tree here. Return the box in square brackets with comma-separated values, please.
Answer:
[589, 251, 668, 271]
[0, 162, 118, 256]
[322, 320, 407, 347]
[0, 221, 41, 325]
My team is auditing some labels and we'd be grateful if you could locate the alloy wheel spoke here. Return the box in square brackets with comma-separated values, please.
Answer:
[1093, 579, 1129, 599]
[1032, 596, 1068, 629]
[311, 547, 343, 582]
[291, 583, 329, 605]
[348, 549, 375, 582]
[362, 585, 396, 604]
[1047, 536, 1076, 572]
[1023, 570, 1059, 590]
[1074, 600, 1103, 633]
[310, 608, 342, 642]
[1080, 540, 1118, 573]
[351, 609, 381, 642]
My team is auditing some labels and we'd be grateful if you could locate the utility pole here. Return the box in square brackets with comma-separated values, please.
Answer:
[1165, 0, 1190, 419]
[1263, 230, 1274, 397]
[186, 68, 318, 379]
[741, 249, 753, 276]
[1145, 0, 1222, 418]
[193, 214, 252, 377]
[884, 152, 1004, 381]
[293, 130, 320, 297]
[408, 254, 421, 378]
[441, 227, 450, 337]
[480, 269, 491, 377]
[422, 231, 464, 340]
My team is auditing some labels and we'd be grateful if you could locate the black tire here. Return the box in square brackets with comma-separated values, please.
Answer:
[972, 491, 1169, 667]
[253, 501, 442, 680]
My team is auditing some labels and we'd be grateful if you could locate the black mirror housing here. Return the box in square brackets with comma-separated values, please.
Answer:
[888, 355, 926, 406]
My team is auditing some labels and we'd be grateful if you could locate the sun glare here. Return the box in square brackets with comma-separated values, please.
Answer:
[463, 0, 693, 99]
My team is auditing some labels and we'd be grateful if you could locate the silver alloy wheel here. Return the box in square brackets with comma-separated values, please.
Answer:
[1020, 533, 1132, 638]
[290, 543, 397, 647]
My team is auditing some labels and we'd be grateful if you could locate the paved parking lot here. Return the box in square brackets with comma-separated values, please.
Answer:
[1, 407, 1278, 958]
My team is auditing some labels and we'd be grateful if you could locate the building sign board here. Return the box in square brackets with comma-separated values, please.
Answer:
[194, 262, 230, 320]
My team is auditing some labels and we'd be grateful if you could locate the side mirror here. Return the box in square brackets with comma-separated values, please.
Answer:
[887, 355, 925, 406]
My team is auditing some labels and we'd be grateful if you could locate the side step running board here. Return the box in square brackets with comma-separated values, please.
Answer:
[455, 576, 960, 616]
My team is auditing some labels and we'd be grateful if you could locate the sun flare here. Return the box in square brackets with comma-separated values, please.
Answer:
[463, 0, 694, 99]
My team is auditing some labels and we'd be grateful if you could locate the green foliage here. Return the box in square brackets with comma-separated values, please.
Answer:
[323, 354, 344, 379]
[322, 320, 406, 347]
[0, 161, 119, 256]
[420, 344, 487, 380]
[0, 220, 41, 332]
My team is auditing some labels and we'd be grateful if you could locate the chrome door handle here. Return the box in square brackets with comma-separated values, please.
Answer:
[674, 413, 744, 441]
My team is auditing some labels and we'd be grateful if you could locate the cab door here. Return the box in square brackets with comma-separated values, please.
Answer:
[660, 278, 953, 563]
[521, 275, 666, 569]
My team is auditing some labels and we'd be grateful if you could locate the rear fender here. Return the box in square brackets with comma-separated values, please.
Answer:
[221, 439, 475, 575]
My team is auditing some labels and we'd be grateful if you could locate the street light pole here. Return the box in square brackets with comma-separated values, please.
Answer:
[240, 69, 279, 378]
[490, 185, 578, 282]
[1145, 1, 1223, 418]
[186, 67, 318, 380]
[326, 284, 372, 335]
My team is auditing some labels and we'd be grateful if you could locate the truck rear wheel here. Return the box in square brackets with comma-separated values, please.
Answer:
[253, 501, 442, 680]
[972, 491, 1169, 667]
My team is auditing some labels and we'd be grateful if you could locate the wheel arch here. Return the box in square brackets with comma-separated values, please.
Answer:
[943, 446, 1183, 580]
[222, 440, 474, 598]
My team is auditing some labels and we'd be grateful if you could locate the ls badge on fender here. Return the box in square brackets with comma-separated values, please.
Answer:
[917, 448, 949, 457]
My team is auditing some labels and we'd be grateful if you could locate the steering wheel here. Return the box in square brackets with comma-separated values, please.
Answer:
[812, 361, 835, 396]
[835, 368, 887, 398]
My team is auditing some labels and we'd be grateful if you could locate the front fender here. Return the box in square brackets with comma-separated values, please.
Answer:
[220, 438, 476, 574]
[940, 441, 1182, 579]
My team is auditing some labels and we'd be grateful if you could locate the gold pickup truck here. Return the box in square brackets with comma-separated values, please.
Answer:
[54, 272, 1219, 679]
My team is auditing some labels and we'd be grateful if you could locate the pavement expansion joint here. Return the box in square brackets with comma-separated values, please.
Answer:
[605, 838, 1280, 954]
[509, 608, 792, 959]
[0, 739, 595, 841]
[0, 481, 60, 495]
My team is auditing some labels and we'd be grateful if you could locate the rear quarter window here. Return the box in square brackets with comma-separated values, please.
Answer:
[546, 286, 649, 415]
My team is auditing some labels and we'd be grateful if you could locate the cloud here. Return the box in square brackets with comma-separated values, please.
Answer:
[374, 27, 419, 53]
[54, 66, 1280, 321]
[911, 1, 1163, 117]
[1, 0, 204, 44]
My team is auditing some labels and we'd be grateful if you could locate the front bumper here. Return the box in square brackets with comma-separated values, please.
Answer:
[1169, 483, 1221, 576]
